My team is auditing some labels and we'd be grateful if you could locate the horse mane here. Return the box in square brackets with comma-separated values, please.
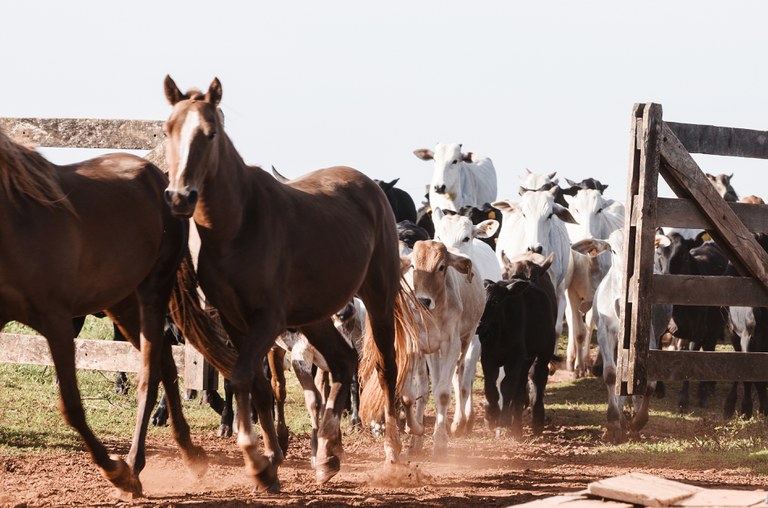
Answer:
[0, 127, 73, 212]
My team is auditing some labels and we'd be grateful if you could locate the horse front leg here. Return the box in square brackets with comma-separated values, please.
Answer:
[229, 327, 283, 493]
[157, 339, 208, 477]
[42, 317, 142, 497]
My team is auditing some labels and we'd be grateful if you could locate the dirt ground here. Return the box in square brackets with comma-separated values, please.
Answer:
[2, 371, 766, 508]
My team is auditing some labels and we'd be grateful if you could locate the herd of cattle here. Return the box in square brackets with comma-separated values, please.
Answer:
[342, 145, 768, 451]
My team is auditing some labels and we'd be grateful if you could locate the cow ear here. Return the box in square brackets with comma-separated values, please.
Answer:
[206, 77, 223, 106]
[432, 207, 445, 224]
[599, 183, 609, 193]
[399, 255, 412, 276]
[378, 179, 395, 192]
[164, 75, 186, 105]
[414, 149, 434, 161]
[447, 252, 474, 283]
[474, 219, 499, 239]
[461, 151, 473, 163]
[565, 178, 578, 187]
[547, 171, 558, 180]
[541, 252, 555, 272]
[491, 200, 512, 212]
[654, 234, 671, 249]
[572, 239, 609, 257]
[554, 204, 578, 224]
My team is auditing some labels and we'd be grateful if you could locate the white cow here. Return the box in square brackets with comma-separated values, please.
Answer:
[431, 207, 501, 433]
[493, 187, 577, 354]
[519, 168, 558, 191]
[562, 189, 625, 376]
[572, 229, 672, 443]
[413, 143, 497, 213]
[402, 240, 485, 457]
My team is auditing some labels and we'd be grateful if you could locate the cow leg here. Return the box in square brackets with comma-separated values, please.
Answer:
[530, 356, 549, 435]
[481, 356, 501, 432]
[755, 382, 768, 416]
[289, 348, 323, 469]
[451, 334, 476, 437]
[724, 382, 739, 419]
[426, 334, 461, 458]
[151, 389, 169, 426]
[267, 346, 290, 456]
[499, 357, 526, 439]
[302, 319, 356, 484]
[218, 379, 235, 437]
[741, 382, 754, 419]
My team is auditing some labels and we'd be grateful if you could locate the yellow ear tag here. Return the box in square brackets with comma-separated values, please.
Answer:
[701, 232, 712, 242]
[488, 211, 496, 220]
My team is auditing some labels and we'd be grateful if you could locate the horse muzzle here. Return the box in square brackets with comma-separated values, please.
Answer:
[164, 188, 199, 218]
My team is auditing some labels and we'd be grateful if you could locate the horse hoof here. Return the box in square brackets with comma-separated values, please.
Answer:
[315, 456, 341, 484]
[104, 456, 143, 498]
[184, 446, 209, 478]
[253, 463, 279, 492]
[278, 427, 290, 457]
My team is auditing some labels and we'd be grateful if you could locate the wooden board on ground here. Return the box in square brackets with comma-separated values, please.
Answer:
[510, 495, 633, 508]
[587, 473, 701, 506]
[675, 488, 768, 507]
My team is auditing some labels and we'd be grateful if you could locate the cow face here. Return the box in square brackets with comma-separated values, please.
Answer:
[405, 240, 473, 311]
[414, 143, 470, 200]
[706, 173, 738, 202]
[563, 189, 616, 242]
[517, 187, 577, 254]
[432, 208, 499, 257]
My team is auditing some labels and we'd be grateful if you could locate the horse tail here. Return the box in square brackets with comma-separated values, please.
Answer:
[168, 247, 237, 378]
[359, 279, 420, 425]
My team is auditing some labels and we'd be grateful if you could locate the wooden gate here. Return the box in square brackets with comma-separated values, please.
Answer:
[0, 117, 210, 391]
[618, 103, 768, 395]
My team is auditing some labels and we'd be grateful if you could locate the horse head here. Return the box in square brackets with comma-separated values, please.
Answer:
[162, 75, 223, 218]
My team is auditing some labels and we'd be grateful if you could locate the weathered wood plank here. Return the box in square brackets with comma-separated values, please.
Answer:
[0, 333, 201, 390]
[675, 488, 768, 507]
[660, 122, 768, 293]
[648, 197, 768, 233]
[647, 350, 768, 382]
[588, 473, 700, 507]
[512, 495, 633, 507]
[184, 342, 207, 390]
[667, 121, 768, 159]
[0, 117, 164, 150]
[618, 103, 661, 395]
[651, 274, 768, 307]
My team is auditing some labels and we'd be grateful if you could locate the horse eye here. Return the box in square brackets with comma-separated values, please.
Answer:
[207, 130, 217, 140]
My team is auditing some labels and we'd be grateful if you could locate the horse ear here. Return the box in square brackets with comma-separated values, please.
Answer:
[164, 75, 185, 105]
[206, 77, 223, 106]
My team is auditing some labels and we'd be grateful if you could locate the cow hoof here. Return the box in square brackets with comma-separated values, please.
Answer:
[316, 456, 341, 484]
[278, 426, 290, 457]
[218, 424, 233, 438]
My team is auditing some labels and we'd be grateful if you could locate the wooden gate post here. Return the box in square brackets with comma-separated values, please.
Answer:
[617, 103, 662, 396]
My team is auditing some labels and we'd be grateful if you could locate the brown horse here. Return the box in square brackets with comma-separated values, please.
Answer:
[162, 75, 413, 489]
[0, 127, 219, 497]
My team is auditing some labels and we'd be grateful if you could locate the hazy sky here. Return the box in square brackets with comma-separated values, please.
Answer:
[3, 1, 768, 206]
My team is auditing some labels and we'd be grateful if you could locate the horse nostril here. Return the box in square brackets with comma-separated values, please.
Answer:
[188, 190, 199, 205]
[164, 189, 174, 205]
[418, 297, 432, 308]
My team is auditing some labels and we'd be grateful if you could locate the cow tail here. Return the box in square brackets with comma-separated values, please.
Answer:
[168, 247, 238, 378]
[359, 279, 420, 426]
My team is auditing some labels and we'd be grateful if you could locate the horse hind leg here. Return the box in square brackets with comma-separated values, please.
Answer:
[42, 317, 142, 496]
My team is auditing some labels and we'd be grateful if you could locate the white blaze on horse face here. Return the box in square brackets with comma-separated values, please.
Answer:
[170, 109, 201, 192]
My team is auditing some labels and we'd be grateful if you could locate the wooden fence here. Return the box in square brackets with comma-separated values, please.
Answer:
[618, 103, 768, 395]
[0, 117, 209, 391]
